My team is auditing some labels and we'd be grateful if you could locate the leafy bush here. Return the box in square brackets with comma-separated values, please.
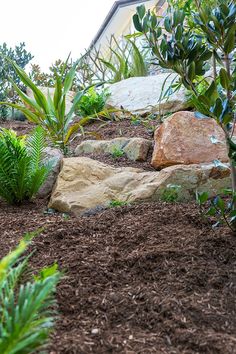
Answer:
[75, 87, 109, 117]
[0, 59, 94, 154]
[133, 0, 236, 231]
[0, 42, 33, 120]
[0, 232, 60, 353]
[0, 127, 50, 205]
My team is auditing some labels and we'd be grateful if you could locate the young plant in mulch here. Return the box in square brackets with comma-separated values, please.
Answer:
[161, 184, 182, 203]
[75, 86, 110, 117]
[0, 232, 61, 354]
[133, 0, 236, 232]
[111, 146, 125, 159]
[109, 199, 128, 208]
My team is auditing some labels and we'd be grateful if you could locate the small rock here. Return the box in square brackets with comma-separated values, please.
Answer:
[75, 137, 152, 161]
[91, 328, 99, 334]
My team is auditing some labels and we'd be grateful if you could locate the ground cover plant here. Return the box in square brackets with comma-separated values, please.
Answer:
[0, 126, 50, 205]
[133, 0, 236, 231]
[0, 232, 60, 353]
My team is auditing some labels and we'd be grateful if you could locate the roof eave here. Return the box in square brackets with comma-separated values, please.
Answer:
[89, 0, 152, 50]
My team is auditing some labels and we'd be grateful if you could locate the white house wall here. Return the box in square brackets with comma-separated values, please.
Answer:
[94, 0, 159, 53]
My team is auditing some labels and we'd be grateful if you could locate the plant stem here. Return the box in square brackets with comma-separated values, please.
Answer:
[212, 53, 217, 81]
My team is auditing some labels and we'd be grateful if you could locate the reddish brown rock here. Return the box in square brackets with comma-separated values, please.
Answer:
[151, 111, 228, 169]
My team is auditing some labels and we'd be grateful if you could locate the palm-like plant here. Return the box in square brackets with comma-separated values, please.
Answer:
[0, 126, 50, 205]
[0, 232, 60, 354]
[0, 58, 93, 153]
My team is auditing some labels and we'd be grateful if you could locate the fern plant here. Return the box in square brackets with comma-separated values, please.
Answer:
[0, 232, 60, 354]
[0, 126, 50, 205]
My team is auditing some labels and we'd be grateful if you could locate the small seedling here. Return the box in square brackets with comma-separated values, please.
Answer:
[131, 116, 141, 126]
[109, 200, 128, 208]
[161, 184, 181, 203]
[111, 147, 125, 159]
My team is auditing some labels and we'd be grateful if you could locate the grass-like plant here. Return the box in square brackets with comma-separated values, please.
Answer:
[0, 126, 50, 205]
[0, 232, 60, 353]
[0, 58, 94, 154]
[99, 35, 149, 83]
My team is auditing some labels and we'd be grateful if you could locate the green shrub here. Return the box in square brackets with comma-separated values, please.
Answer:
[0, 126, 50, 205]
[75, 87, 110, 117]
[0, 232, 60, 354]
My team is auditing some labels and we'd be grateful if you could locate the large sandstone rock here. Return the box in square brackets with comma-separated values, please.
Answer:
[26, 87, 75, 115]
[75, 137, 152, 161]
[152, 111, 228, 169]
[49, 157, 230, 216]
[38, 147, 63, 197]
[106, 74, 188, 115]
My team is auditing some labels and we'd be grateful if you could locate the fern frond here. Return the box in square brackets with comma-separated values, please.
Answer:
[0, 128, 51, 205]
[0, 235, 60, 354]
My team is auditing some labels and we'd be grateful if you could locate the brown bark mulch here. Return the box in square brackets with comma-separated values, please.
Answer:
[0, 200, 236, 354]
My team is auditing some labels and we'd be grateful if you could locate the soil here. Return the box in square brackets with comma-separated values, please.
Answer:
[0, 200, 236, 354]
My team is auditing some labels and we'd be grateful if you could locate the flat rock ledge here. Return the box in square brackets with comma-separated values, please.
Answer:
[49, 157, 230, 216]
[75, 137, 152, 161]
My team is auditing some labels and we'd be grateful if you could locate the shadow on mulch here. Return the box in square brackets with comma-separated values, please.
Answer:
[0, 200, 236, 353]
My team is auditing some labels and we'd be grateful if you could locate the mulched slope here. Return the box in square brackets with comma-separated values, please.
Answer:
[1, 201, 236, 353]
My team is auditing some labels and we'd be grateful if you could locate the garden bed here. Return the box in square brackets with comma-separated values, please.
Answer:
[0, 117, 157, 170]
[0, 200, 235, 353]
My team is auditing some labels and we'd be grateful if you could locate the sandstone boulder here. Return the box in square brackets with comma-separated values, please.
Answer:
[106, 74, 189, 116]
[49, 157, 230, 216]
[151, 111, 228, 169]
[75, 137, 152, 161]
[26, 87, 75, 115]
[38, 147, 63, 197]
